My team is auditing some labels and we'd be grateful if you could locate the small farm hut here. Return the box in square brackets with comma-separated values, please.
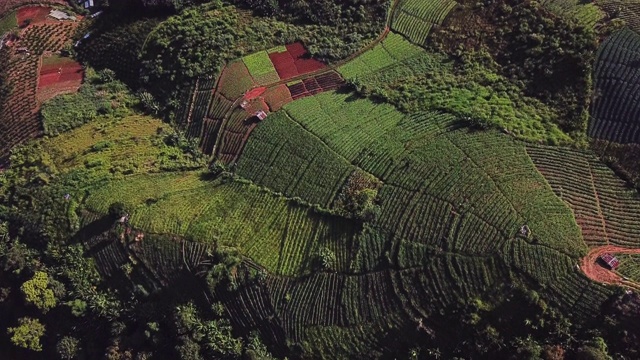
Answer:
[254, 110, 267, 121]
[49, 10, 76, 21]
[599, 253, 620, 270]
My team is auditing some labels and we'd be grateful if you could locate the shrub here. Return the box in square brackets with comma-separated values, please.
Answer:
[7, 317, 46, 352]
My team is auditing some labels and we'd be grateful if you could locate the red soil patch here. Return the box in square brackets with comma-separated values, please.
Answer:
[581, 246, 640, 286]
[286, 42, 307, 59]
[269, 51, 298, 80]
[17, 6, 51, 25]
[294, 58, 326, 74]
[243, 86, 266, 101]
[38, 61, 82, 88]
[0, 0, 65, 19]
[283, 42, 327, 76]
[263, 84, 292, 111]
[37, 58, 83, 102]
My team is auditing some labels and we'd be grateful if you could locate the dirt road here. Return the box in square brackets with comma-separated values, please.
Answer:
[581, 245, 640, 288]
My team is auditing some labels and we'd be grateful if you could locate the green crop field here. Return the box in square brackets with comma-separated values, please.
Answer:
[243, 50, 280, 84]
[338, 32, 423, 79]
[541, 0, 605, 28]
[391, 0, 457, 46]
[277, 92, 584, 256]
[236, 111, 353, 207]
[84, 172, 359, 276]
[528, 145, 640, 249]
[617, 254, 640, 282]
[598, 0, 640, 32]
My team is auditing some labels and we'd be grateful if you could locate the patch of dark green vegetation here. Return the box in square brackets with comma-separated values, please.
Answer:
[75, 14, 163, 89]
[431, 0, 598, 136]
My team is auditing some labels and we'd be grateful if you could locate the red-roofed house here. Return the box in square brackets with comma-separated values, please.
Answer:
[599, 253, 620, 270]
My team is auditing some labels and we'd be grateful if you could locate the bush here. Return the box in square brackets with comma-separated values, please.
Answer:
[108, 202, 128, 219]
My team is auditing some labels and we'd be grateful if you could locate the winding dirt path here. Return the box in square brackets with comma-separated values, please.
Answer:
[581, 245, 640, 288]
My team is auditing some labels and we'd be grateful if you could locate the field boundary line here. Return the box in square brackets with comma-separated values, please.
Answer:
[281, 110, 353, 166]
[586, 160, 610, 245]
[382, 183, 511, 244]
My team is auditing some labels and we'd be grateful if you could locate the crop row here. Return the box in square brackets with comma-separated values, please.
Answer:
[236, 111, 353, 207]
[218, 60, 255, 99]
[285, 72, 344, 100]
[528, 144, 640, 249]
[88, 173, 360, 276]
[285, 92, 403, 163]
[544, 270, 614, 321]
[92, 241, 128, 277]
[199, 117, 223, 155]
[262, 84, 292, 111]
[21, 22, 74, 55]
[391, 0, 457, 46]
[378, 186, 453, 247]
[0, 55, 39, 166]
[133, 237, 184, 285]
[540, 0, 604, 28]
[616, 254, 640, 283]
[216, 273, 284, 347]
[598, 1, 640, 33]
[284, 91, 582, 254]
[441, 129, 583, 254]
[589, 28, 640, 143]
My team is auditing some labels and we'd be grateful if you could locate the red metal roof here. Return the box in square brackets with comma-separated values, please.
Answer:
[600, 253, 620, 270]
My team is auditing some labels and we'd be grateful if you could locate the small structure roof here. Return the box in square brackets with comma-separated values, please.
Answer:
[600, 253, 620, 270]
[49, 9, 76, 21]
[255, 110, 268, 121]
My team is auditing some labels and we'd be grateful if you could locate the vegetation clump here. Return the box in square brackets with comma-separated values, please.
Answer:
[431, 0, 598, 135]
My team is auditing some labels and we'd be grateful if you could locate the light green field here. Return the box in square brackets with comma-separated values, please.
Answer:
[338, 32, 423, 79]
[84, 173, 359, 276]
[38, 115, 199, 175]
[242, 50, 279, 81]
[236, 111, 353, 208]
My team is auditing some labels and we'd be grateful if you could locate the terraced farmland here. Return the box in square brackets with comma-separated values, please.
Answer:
[597, 0, 640, 32]
[268, 92, 583, 255]
[84, 173, 360, 276]
[5, 1, 640, 358]
[391, 0, 457, 47]
[541, 0, 605, 28]
[589, 28, 640, 143]
[527, 145, 640, 250]
[236, 111, 353, 207]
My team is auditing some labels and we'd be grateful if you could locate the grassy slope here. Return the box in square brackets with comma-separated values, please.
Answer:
[39, 115, 186, 175]
[84, 173, 359, 276]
